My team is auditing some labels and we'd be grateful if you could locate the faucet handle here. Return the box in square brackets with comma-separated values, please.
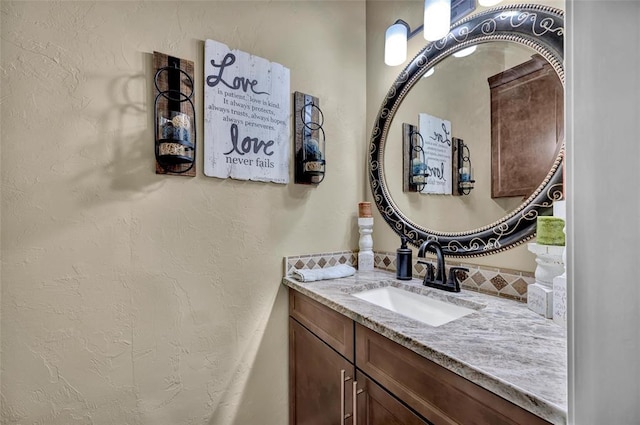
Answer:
[417, 260, 435, 282]
[447, 267, 469, 290]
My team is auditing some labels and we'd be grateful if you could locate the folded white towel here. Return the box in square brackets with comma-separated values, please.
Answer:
[292, 264, 356, 282]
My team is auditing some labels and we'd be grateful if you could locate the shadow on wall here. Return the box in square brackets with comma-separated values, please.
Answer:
[207, 284, 289, 424]
[72, 52, 165, 208]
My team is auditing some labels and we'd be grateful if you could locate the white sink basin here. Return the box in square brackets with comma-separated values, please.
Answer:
[352, 286, 477, 327]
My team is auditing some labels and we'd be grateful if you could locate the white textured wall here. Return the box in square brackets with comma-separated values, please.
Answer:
[0, 1, 366, 423]
[568, 1, 640, 423]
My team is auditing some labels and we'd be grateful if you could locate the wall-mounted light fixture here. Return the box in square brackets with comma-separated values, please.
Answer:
[385, 21, 410, 66]
[384, 0, 491, 66]
[402, 124, 430, 192]
[423, 67, 435, 78]
[478, 0, 503, 6]
[153, 52, 196, 176]
[294, 92, 325, 185]
[424, 0, 452, 41]
[402, 123, 430, 192]
[452, 45, 477, 58]
[455, 138, 475, 195]
[410, 131, 430, 191]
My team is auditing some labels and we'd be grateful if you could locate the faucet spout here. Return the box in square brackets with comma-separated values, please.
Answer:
[417, 240, 466, 292]
[418, 240, 446, 284]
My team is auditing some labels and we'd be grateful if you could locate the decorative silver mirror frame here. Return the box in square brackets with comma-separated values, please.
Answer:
[369, 4, 564, 257]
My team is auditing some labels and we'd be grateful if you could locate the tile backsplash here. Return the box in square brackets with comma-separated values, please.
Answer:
[284, 250, 534, 302]
[283, 251, 357, 276]
[373, 251, 534, 302]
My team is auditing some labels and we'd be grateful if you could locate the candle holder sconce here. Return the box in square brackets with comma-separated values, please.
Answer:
[402, 123, 429, 192]
[454, 138, 475, 195]
[154, 51, 196, 176]
[294, 92, 325, 184]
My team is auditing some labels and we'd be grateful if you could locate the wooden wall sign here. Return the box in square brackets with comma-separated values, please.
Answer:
[153, 51, 196, 177]
[418, 113, 452, 195]
[203, 39, 290, 184]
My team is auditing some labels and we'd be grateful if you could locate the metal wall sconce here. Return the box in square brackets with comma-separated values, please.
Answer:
[402, 123, 429, 192]
[455, 138, 475, 195]
[153, 52, 196, 176]
[384, 0, 480, 66]
[410, 131, 429, 191]
[294, 92, 325, 185]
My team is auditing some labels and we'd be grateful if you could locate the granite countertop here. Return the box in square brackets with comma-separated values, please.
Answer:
[282, 269, 567, 425]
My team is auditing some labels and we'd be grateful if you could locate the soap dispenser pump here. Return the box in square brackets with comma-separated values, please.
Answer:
[396, 236, 413, 280]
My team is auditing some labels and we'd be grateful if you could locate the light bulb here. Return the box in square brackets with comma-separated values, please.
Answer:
[384, 23, 408, 66]
[423, 0, 451, 42]
[453, 45, 477, 58]
[478, 0, 503, 6]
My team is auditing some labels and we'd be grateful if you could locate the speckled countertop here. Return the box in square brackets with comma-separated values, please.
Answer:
[283, 269, 567, 425]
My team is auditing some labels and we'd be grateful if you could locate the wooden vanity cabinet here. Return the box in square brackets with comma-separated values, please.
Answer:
[289, 290, 551, 425]
[290, 291, 424, 425]
[289, 291, 356, 425]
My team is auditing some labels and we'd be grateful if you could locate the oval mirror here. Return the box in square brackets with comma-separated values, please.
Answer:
[369, 4, 564, 256]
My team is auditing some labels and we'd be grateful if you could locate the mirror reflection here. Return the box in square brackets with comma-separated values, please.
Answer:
[385, 41, 563, 232]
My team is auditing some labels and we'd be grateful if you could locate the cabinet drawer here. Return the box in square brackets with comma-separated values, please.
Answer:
[355, 323, 550, 425]
[289, 290, 354, 361]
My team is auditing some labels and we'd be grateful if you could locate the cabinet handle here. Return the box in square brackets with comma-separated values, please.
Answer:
[352, 381, 364, 425]
[340, 370, 353, 425]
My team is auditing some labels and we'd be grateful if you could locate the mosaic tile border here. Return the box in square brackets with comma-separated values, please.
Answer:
[283, 251, 357, 277]
[374, 251, 535, 302]
[284, 250, 534, 302]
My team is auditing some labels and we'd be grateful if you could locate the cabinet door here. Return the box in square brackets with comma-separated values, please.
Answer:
[489, 54, 564, 198]
[290, 318, 355, 425]
[355, 371, 432, 425]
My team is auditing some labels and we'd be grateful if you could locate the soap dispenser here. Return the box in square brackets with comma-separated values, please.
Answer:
[396, 236, 413, 280]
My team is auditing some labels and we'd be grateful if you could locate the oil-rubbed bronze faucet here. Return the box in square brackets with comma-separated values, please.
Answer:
[417, 240, 468, 292]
